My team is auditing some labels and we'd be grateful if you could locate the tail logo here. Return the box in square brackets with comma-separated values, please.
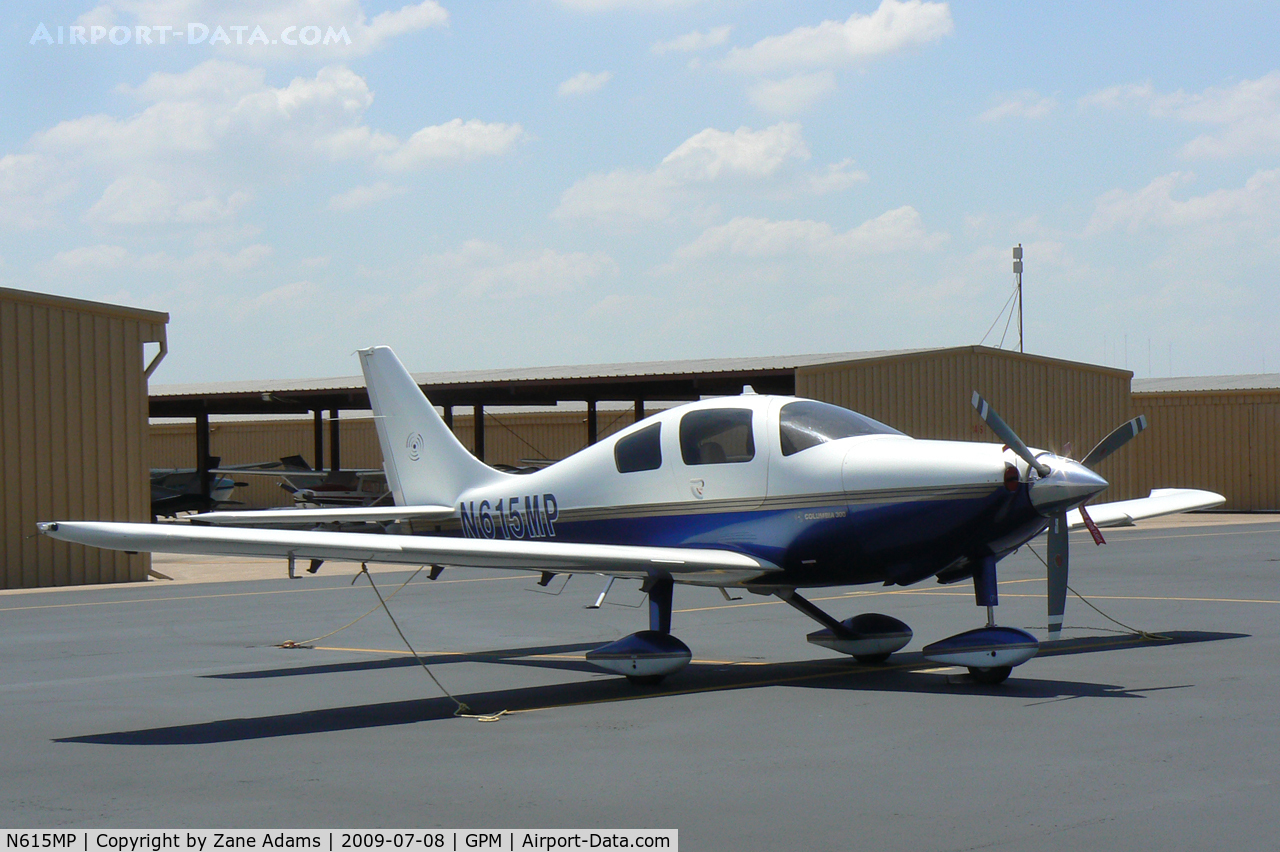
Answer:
[405, 432, 424, 462]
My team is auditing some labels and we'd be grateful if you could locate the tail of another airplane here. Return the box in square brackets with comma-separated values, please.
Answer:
[359, 346, 508, 506]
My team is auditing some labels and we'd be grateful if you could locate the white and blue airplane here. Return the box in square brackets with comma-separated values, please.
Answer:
[39, 346, 1223, 685]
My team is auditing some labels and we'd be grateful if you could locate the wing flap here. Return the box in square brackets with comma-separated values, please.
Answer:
[187, 505, 456, 526]
[37, 521, 778, 586]
[1066, 488, 1225, 529]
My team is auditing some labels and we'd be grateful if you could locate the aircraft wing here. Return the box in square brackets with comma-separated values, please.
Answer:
[187, 505, 456, 526]
[1066, 488, 1225, 529]
[37, 522, 781, 587]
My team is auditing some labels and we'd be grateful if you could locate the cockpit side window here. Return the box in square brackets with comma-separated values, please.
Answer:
[779, 400, 903, 456]
[614, 422, 662, 473]
[680, 409, 755, 465]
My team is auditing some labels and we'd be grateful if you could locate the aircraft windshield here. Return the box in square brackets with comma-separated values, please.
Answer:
[779, 400, 903, 456]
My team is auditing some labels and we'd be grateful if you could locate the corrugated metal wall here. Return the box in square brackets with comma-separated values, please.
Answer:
[1129, 391, 1279, 511]
[796, 347, 1139, 498]
[150, 407, 645, 509]
[1, 288, 168, 588]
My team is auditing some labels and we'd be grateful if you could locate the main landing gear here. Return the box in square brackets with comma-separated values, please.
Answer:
[775, 590, 913, 664]
[781, 556, 1039, 685]
[920, 556, 1039, 685]
[585, 576, 692, 685]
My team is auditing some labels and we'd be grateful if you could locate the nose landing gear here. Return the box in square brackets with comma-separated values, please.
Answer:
[921, 556, 1038, 685]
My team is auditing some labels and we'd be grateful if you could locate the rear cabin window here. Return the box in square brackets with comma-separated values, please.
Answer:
[779, 400, 903, 456]
[614, 422, 662, 473]
[680, 409, 755, 465]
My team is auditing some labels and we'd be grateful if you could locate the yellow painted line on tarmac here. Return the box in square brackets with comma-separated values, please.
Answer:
[893, 590, 1280, 605]
[0, 573, 524, 612]
[1066, 594, 1280, 605]
[1107, 526, 1280, 542]
[313, 645, 460, 656]
[311, 644, 767, 668]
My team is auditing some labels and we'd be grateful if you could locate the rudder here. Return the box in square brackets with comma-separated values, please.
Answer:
[358, 346, 507, 506]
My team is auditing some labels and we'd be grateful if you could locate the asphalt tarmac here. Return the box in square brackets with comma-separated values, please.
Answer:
[2, 515, 1277, 851]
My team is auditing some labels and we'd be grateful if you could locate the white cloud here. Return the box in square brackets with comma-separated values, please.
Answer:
[415, 240, 618, 301]
[75, 4, 117, 29]
[808, 158, 868, 194]
[42, 242, 273, 278]
[187, 244, 273, 273]
[556, 122, 815, 223]
[558, 71, 613, 98]
[719, 0, 953, 74]
[38, 63, 380, 166]
[0, 154, 76, 228]
[677, 206, 947, 259]
[553, 0, 697, 10]
[1087, 169, 1280, 234]
[660, 123, 809, 180]
[245, 280, 319, 310]
[554, 169, 683, 224]
[326, 181, 407, 211]
[651, 26, 732, 55]
[1078, 81, 1155, 110]
[121, 59, 268, 104]
[17, 61, 525, 232]
[979, 91, 1057, 121]
[1080, 72, 1280, 158]
[748, 72, 837, 115]
[377, 119, 526, 170]
[50, 244, 132, 272]
[86, 175, 251, 224]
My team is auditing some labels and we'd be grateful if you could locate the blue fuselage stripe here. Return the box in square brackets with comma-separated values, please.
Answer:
[543, 488, 1042, 586]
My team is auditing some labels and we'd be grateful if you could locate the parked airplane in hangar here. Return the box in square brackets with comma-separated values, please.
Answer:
[40, 346, 1223, 685]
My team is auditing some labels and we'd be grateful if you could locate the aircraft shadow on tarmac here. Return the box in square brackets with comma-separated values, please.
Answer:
[55, 630, 1244, 746]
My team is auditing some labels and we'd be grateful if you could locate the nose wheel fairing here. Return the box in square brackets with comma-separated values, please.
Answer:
[922, 556, 1039, 683]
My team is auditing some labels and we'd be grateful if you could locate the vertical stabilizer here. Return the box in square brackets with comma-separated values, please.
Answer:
[359, 346, 508, 506]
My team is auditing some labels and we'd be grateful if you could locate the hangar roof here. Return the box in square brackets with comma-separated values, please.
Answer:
[1133, 374, 1280, 394]
[148, 348, 937, 416]
[147, 345, 1127, 418]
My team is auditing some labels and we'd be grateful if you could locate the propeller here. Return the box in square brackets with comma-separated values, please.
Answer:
[972, 394, 1147, 639]
[970, 392, 1050, 476]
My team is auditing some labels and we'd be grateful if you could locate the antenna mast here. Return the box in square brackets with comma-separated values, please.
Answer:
[1013, 244, 1023, 353]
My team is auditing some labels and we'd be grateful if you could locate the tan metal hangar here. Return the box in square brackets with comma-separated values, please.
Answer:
[4, 284, 1271, 590]
[1, 287, 168, 589]
[150, 346, 1144, 512]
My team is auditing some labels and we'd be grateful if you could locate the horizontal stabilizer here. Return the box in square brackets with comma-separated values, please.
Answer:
[187, 505, 456, 526]
[1066, 488, 1225, 529]
[37, 521, 779, 587]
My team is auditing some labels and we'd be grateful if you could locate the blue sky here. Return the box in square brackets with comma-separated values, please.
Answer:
[2, 1, 1277, 383]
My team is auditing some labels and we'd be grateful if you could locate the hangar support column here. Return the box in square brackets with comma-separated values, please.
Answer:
[329, 408, 341, 472]
[312, 409, 323, 471]
[194, 409, 212, 501]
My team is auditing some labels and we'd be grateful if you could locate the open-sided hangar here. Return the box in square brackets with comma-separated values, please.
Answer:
[5, 284, 1273, 590]
[149, 346, 1143, 510]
